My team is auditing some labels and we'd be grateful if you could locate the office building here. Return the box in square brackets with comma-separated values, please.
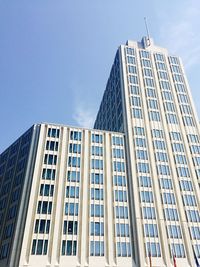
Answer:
[0, 37, 200, 267]
[0, 124, 132, 267]
[95, 37, 200, 266]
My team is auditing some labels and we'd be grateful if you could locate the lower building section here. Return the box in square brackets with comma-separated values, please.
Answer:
[3, 124, 133, 267]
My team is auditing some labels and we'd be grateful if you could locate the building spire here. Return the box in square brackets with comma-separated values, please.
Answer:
[144, 17, 151, 46]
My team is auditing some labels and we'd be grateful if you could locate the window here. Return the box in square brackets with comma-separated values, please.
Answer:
[175, 154, 187, 164]
[113, 148, 124, 158]
[183, 116, 194, 126]
[172, 143, 184, 152]
[68, 156, 81, 168]
[132, 108, 143, 118]
[159, 71, 168, 80]
[137, 163, 150, 173]
[139, 176, 151, 187]
[145, 78, 155, 87]
[162, 91, 173, 101]
[127, 56, 136, 64]
[143, 68, 153, 77]
[65, 203, 79, 216]
[143, 207, 156, 219]
[190, 226, 200, 240]
[162, 193, 176, 204]
[70, 131, 82, 141]
[91, 173, 103, 184]
[46, 141, 58, 151]
[116, 223, 129, 237]
[170, 132, 182, 141]
[135, 138, 146, 147]
[157, 164, 170, 176]
[40, 184, 54, 197]
[146, 242, 161, 257]
[152, 129, 164, 138]
[115, 190, 127, 202]
[149, 111, 160, 121]
[129, 75, 138, 84]
[168, 225, 182, 239]
[90, 222, 104, 236]
[91, 188, 104, 200]
[131, 96, 141, 107]
[128, 65, 137, 74]
[141, 191, 153, 203]
[160, 80, 170, 89]
[136, 150, 148, 160]
[112, 136, 123, 146]
[92, 159, 103, 170]
[115, 206, 128, 219]
[186, 210, 200, 222]
[32, 239, 48, 255]
[42, 168, 56, 180]
[37, 201, 52, 214]
[182, 194, 197, 206]
[63, 220, 78, 235]
[62, 240, 77, 255]
[142, 59, 151, 67]
[164, 208, 179, 221]
[177, 167, 190, 177]
[3, 224, 13, 238]
[155, 152, 168, 162]
[0, 243, 9, 259]
[34, 219, 50, 234]
[114, 161, 125, 172]
[160, 178, 173, 189]
[44, 154, 57, 165]
[69, 143, 81, 154]
[117, 242, 131, 257]
[130, 85, 140, 95]
[171, 243, 185, 258]
[148, 99, 158, 109]
[134, 127, 145, 136]
[153, 140, 166, 150]
[47, 128, 59, 138]
[66, 186, 79, 198]
[92, 134, 103, 143]
[155, 53, 164, 61]
[126, 47, 135, 55]
[114, 175, 126, 186]
[164, 102, 175, 112]
[146, 88, 156, 97]
[187, 134, 199, 143]
[67, 171, 80, 182]
[179, 180, 193, 191]
[144, 224, 158, 237]
[166, 113, 178, 124]
[140, 50, 150, 58]
[91, 204, 104, 217]
[92, 146, 103, 156]
[90, 241, 104, 256]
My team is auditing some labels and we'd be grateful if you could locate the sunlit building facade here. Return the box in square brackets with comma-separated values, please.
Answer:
[95, 37, 200, 266]
[0, 37, 200, 267]
[0, 124, 132, 267]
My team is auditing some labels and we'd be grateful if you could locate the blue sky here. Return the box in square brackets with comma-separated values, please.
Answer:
[0, 0, 200, 152]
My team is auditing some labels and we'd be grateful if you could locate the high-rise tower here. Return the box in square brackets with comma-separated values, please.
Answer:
[0, 37, 200, 267]
[95, 37, 200, 266]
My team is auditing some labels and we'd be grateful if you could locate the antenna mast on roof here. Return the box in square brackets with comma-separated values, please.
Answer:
[144, 17, 151, 46]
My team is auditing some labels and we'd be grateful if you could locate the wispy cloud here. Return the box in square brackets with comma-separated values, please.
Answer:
[73, 104, 95, 128]
[71, 85, 97, 128]
[158, 0, 200, 69]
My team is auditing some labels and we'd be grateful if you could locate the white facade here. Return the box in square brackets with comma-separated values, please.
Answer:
[0, 124, 133, 267]
[95, 37, 200, 266]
